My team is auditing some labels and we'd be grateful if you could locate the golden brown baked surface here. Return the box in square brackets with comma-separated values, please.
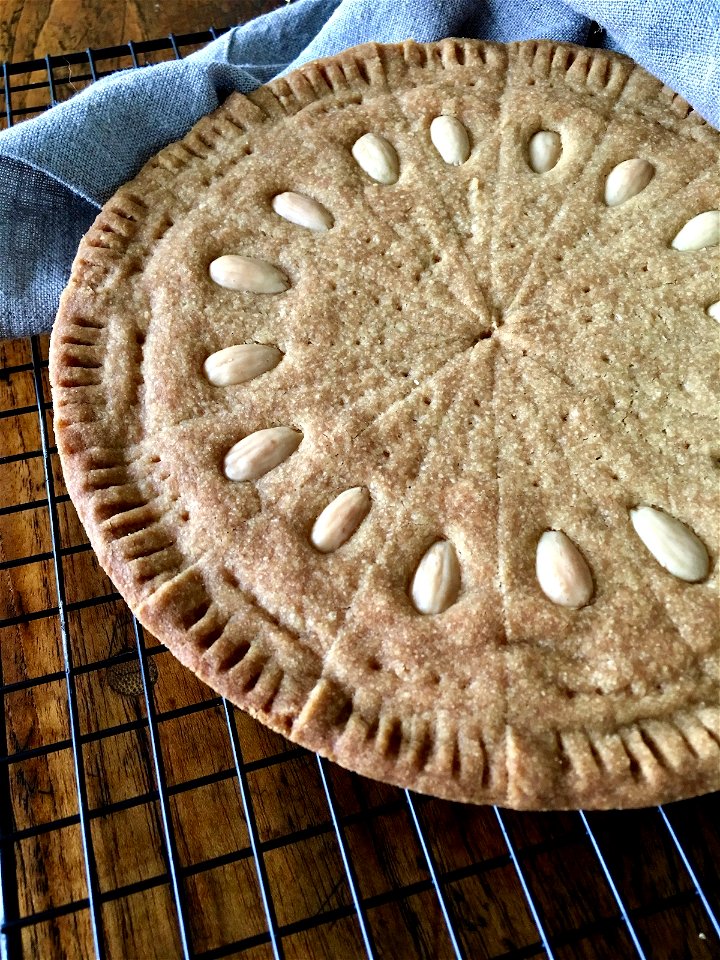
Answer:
[50, 39, 720, 809]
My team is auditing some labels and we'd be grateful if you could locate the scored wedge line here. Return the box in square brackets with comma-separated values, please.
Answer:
[194, 120, 715, 615]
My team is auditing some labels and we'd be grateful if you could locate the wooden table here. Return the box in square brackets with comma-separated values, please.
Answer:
[1, 7, 719, 960]
[0, 0, 282, 62]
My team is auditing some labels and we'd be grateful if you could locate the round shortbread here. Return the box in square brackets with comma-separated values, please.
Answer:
[50, 40, 720, 809]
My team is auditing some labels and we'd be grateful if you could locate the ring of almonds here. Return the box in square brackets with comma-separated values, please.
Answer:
[50, 40, 719, 810]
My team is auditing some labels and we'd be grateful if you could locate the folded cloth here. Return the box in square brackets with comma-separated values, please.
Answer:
[1, 0, 718, 339]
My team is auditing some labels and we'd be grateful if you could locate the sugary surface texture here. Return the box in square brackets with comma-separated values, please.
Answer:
[50, 40, 720, 809]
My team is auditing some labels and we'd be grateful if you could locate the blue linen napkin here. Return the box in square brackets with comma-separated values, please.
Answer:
[1, 0, 718, 339]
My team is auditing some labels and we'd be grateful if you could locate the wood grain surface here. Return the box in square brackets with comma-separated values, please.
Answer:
[1, 7, 720, 960]
[0, 0, 285, 120]
[0, 0, 283, 62]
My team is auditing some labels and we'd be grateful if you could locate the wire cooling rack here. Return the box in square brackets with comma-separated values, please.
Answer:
[1, 30, 719, 960]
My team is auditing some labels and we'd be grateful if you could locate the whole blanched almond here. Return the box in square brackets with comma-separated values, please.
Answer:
[351, 133, 399, 184]
[707, 301, 720, 321]
[272, 192, 334, 231]
[204, 344, 282, 386]
[528, 131, 562, 173]
[209, 255, 289, 293]
[671, 211, 720, 251]
[311, 487, 371, 552]
[604, 158, 655, 206]
[430, 116, 471, 165]
[630, 506, 709, 582]
[411, 541, 461, 615]
[224, 427, 301, 482]
[536, 531, 593, 608]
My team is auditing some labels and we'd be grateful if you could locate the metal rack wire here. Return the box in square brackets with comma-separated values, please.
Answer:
[1, 30, 719, 960]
